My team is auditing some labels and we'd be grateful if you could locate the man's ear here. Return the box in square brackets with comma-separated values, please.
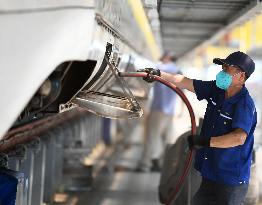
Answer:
[240, 72, 246, 82]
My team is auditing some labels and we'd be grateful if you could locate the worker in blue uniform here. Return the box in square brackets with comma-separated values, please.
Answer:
[141, 51, 257, 205]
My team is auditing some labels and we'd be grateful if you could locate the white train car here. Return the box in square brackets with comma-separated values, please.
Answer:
[0, 0, 159, 139]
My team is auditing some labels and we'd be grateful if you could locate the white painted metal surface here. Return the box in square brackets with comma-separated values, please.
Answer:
[0, 1, 99, 138]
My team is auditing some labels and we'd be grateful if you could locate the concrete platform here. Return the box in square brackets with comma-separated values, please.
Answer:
[53, 139, 161, 205]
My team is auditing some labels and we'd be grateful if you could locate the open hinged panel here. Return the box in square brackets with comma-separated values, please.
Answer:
[60, 43, 143, 119]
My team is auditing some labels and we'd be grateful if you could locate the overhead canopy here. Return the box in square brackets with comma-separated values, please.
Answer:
[158, 0, 262, 58]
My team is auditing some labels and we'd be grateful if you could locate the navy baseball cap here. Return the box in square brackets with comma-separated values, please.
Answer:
[213, 51, 255, 78]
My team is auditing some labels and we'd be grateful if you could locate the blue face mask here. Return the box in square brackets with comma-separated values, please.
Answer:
[215, 71, 233, 90]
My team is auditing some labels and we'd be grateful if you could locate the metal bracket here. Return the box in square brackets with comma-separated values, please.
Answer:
[7, 145, 27, 162]
[59, 102, 77, 113]
[26, 138, 41, 154]
[0, 153, 8, 168]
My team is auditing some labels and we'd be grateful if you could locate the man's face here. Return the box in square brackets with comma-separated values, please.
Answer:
[162, 56, 171, 63]
[222, 64, 246, 86]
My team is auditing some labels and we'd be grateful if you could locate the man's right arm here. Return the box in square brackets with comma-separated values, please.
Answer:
[160, 71, 195, 93]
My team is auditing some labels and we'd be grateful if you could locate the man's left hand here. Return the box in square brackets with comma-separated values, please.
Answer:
[187, 134, 210, 150]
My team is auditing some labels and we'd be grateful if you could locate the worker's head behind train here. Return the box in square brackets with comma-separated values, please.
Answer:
[159, 51, 177, 63]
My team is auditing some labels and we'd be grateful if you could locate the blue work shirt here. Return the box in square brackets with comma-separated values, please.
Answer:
[150, 62, 178, 115]
[193, 79, 257, 186]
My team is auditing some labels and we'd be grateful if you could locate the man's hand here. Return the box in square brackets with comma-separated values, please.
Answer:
[137, 68, 161, 83]
[187, 134, 210, 150]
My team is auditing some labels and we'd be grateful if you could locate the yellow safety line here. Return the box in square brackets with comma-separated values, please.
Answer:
[128, 0, 160, 60]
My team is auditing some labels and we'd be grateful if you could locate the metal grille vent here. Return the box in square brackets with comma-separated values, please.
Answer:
[71, 91, 142, 119]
